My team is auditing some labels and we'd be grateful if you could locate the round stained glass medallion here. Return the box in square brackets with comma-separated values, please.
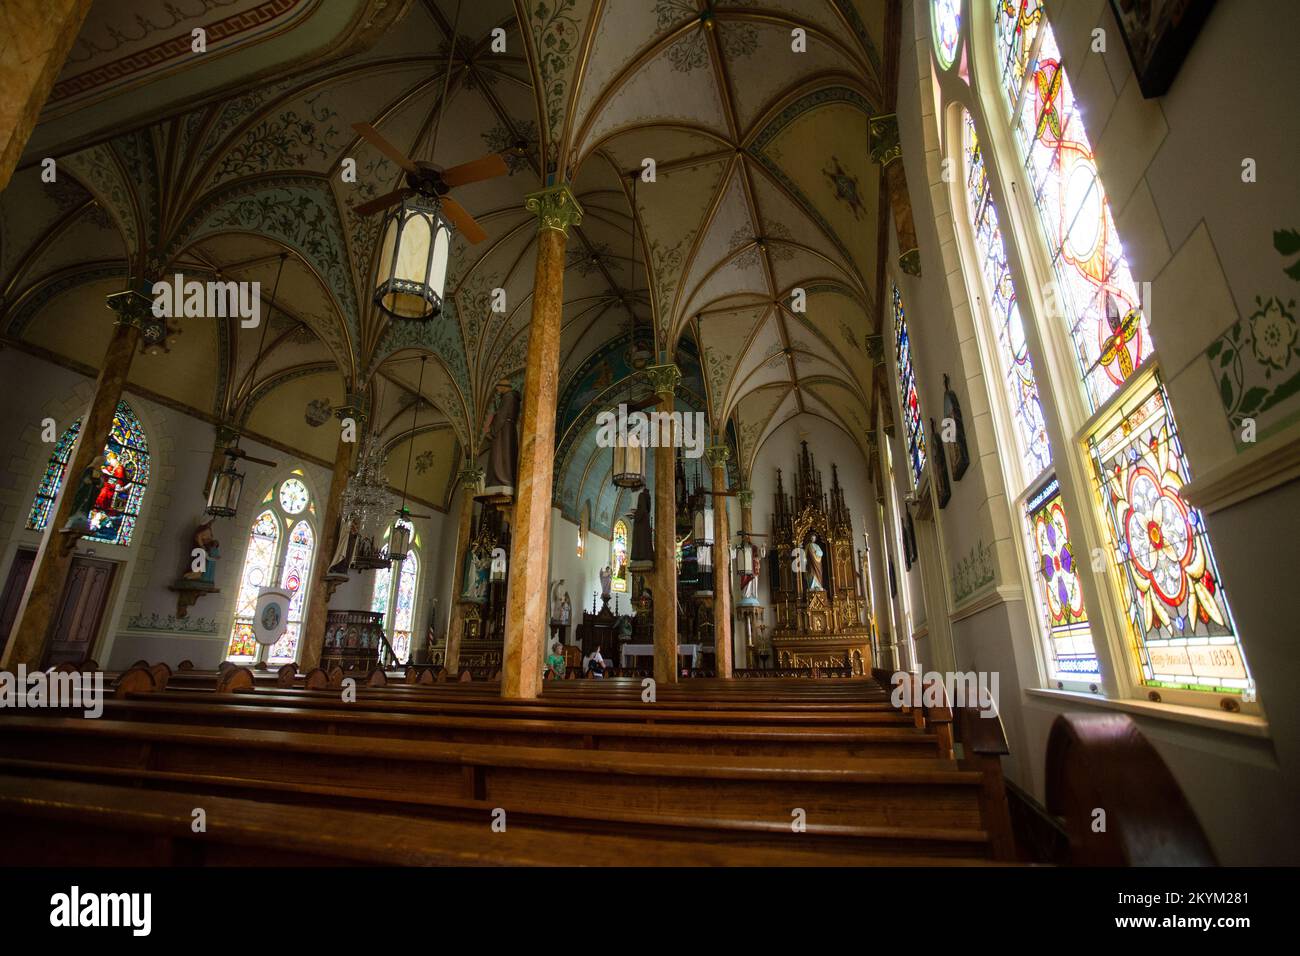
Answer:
[932, 0, 961, 69]
[279, 478, 310, 515]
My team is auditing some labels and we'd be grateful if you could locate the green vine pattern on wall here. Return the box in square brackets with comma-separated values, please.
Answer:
[1207, 229, 1300, 446]
[951, 539, 996, 605]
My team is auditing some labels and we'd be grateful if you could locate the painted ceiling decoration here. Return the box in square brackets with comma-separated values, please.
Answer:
[1, 0, 899, 515]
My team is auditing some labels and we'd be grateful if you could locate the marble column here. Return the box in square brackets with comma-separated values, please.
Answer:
[444, 465, 483, 675]
[500, 184, 583, 699]
[0, 0, 93, 190]
[647, 363, 680, 685]
[707, 444, 733, 678]
[298, 398, 363, 671]
[0, 282, 151, 669]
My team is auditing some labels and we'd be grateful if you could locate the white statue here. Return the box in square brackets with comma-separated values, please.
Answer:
[550, 579, 566, 623]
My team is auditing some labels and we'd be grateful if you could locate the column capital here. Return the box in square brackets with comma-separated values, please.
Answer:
[457, 465, 485, 491]
[705, 444, 731, 469]
[645, 362, 681, 397]
[868, 113, 901, 167]
[899, 248, 921, 276]
[106, 277, 169, 350]
[336, 393, 369, 422]
[737, 488, 753, 509]
[525, 183, 584, 236]
[865, 333, 885, 366]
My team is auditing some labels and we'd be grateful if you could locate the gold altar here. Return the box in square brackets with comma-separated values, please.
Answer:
[768, 442, 873, 674]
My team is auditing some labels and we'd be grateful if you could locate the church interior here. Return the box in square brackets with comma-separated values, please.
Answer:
[0, 0, 1297, 877]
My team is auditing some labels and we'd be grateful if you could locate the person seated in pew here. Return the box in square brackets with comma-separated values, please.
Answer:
[587, 647, 606, 679]
[544, 642, 566, 679]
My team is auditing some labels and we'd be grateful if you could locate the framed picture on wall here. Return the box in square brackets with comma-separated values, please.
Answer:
[1108, 0, 1217, 98]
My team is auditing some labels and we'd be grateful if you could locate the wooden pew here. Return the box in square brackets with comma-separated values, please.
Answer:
[0, 716, 1000, 859]
[0, 775, 997, 867]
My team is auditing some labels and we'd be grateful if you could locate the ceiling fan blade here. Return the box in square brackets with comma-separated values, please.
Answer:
[440, 153, 509, 187]
[351, 123, 418, 174]
[352, 188, 411, 217]
[229, 447, 279, 468]
[440, 196, 487, 244]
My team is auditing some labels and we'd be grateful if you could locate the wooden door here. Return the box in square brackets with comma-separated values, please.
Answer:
[45, 556, 116, 666]
[0, 549, 37, 658]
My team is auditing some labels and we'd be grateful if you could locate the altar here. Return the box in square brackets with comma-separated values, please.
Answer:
[767, 441, 873, 675]
[621, 643, 701, 668]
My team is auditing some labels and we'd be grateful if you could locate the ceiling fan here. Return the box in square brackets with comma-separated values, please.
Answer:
[222, 443, 278, 468]
[349, 122, 507, 244]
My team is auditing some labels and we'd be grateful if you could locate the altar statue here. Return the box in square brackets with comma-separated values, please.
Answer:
[630, 487, 653, 561]
[599, 565, 613, 600]
[182, 519, 220, 584]
[483, 382, 520, 496]
[550, 579, 566, 623]
[559, 592, 571, 626]
[804, 533, 825, 591]
[461, 548, 489, 603]
[738, 540, 765, 602]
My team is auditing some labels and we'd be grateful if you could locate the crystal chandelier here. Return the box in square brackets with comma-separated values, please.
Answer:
[343, 430, 396, 571]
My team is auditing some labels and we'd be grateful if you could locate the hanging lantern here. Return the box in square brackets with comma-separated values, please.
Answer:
[693, 500, 714, 547]
[374, 194, 453, 320]
[205, 451, 244, 518]
[612, 429, 645, 488]
[388, 510, 413, 562]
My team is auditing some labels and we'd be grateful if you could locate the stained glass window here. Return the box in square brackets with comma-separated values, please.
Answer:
[996, 0, 1152, 411]
[226, 479, 317, 664]
[932, 0, 961, 69]
[279, 478, 309, 515]
[963, 110, 1051, 480]
[612, 520, 629, 592]
[227, 510, 279, 660]
[29, 400, 150, 547]
[1026, 476, 1097, 679]
[963, 107, 1096, 684]
[892, 282, 927, 488]
[989, 1, 1249, 695]
[371, 536, 418, 663]
[269, 520, 314, 664]
[1088, 378, 1248, 691]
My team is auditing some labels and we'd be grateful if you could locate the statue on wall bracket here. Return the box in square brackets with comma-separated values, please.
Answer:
[930, 416, 951, 509]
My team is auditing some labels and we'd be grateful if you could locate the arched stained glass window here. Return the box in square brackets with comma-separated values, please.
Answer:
[227, 510, 280, 661]
[611, 519, 629, 592]
[988, 1, 1248, 694]
[892, 283, 927, 488]
[270, 520, 314, 664]
[962, 107, 1096, 682]
[932, 0, 961, 69]
[996, 0, 1151, 410]
[226, 478, 317, 664]
[371, 531, 419, 664]
[28, 400, 150, 547]
[963, 113, 1051, 481]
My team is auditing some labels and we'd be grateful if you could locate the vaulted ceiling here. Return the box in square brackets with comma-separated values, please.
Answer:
[0, 0, 895, 520]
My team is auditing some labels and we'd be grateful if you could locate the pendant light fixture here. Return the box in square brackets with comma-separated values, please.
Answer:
[388, 355, 428, 562]
[206, 254, 286, 517]
[612, 173, 647, 490]
[353, 0, 509, 322]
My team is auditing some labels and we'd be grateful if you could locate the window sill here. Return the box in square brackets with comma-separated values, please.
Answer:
[1024, 687, 1270, 739]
